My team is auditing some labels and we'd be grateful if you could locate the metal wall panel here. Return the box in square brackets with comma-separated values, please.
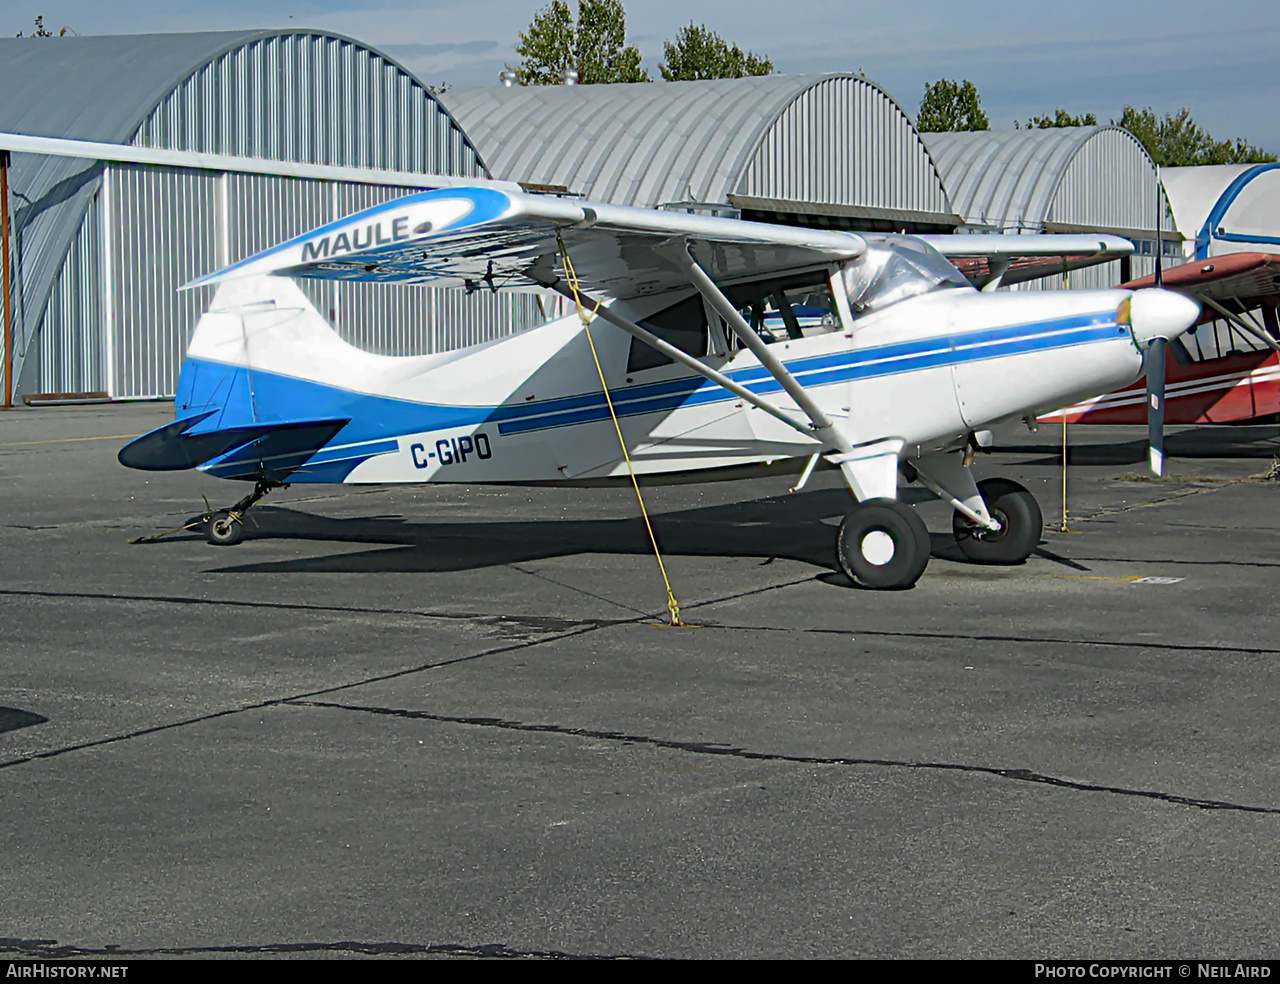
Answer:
[32, 192, 104, 395]
[109, 164, 218, 398]
[122, 32, 527, 391]
[927, 127, 1181, 293]
[0, 31, 255, 396]
[9, 29, 501, 401]
[93, 164, 542, 399]
[226, 173, 334, 260]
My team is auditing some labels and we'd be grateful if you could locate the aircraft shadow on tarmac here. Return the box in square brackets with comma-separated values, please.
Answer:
[181, 425, 1278, 579]
[198, 485, 993, 578]
[0, 708, 48, 735]
[1002, 423, 1280, 467]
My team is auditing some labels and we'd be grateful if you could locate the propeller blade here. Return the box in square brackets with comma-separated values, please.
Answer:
[1147, 336, 1167, 476]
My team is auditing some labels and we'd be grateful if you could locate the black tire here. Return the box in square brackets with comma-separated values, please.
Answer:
[836, 498, 930, 590]
[952, 478, 1042, 565]
[206, 510, 245, 546]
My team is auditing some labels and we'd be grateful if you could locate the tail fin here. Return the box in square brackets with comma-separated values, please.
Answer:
[121, 276, 480, 480]
[120, 278, 357, 477]
[184, 276, 386, 390]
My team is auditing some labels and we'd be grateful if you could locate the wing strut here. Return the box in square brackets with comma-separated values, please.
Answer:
[542, 281, 823, 444]
[668, 244, 856, 457]
[1200, 296, 1280, 357]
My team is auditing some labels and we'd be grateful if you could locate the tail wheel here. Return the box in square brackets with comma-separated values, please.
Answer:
[952, 478, 1042, 565]
[206, 510, 245, 547]
[836, 498, 930, 590]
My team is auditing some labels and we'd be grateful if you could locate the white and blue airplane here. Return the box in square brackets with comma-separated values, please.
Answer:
[119, 185, 1200, 589]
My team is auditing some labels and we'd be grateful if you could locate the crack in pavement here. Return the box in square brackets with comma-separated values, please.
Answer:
[0, 625, 605, 774]
[1067, 478, 1271, 522]
[0, 587, 624, 633]
[693, 621, 1280, 657]
[291, 699, 1280, 816]
[510, 563, 653, 618]
[1041, 555, 1280, 569]
[0, 574, 821, 637]
[0, 576, 812, 773]
[0, 936, 644, 960]
[3, 575, 1273, 773]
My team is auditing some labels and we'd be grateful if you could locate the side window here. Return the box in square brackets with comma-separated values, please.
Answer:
[627, 294, 708, 372]
[725, 273, 839, 345]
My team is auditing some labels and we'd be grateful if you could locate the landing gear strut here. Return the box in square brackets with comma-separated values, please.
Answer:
[202, 480, 279, 546]
[128, 479, 284, 545]
[951, 478, 1042, 565]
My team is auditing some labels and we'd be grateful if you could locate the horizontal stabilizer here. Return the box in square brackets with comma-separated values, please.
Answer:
[118, 414, 350, 475]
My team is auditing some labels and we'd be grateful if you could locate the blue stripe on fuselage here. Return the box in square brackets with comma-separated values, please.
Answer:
[495, 315, 1125, 435]
[486, 311, 1119, 432]
[174, 311, 1127, 473]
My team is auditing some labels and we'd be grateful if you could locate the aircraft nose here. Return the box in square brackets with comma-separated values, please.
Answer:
[1129, 288, 1201, 344]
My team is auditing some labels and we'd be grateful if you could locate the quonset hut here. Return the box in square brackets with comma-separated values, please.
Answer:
[1162, 163, 1280, 259]
[442, 74, 961, 233]
[0, 30, 542, 403]
[923, 126, 1180, 290]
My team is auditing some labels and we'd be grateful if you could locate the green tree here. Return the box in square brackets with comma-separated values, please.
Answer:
[514, 0, 649, 85]
[917, 79, 989, 132]
[659, 23, 772, 81]
[1115, 106, 1277, 166]
[1019, 108, 1099, 128]
[15, 15, 65, 37]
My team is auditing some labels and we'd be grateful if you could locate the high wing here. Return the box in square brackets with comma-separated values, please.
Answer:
[1121, 252, 1280, 308]
[1121, 251, 1280, 354]
[921, 233, 1135, 289]
[187, 186, 867, 300]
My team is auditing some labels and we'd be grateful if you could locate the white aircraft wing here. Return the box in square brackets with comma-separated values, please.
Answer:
[187, 186, 866, 300]
[921, 233, 1136, 288]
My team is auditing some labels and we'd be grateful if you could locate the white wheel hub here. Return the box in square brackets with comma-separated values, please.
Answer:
[860, 530, 895, 566]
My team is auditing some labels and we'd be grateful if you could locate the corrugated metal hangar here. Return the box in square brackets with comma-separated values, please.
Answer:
[442, 74, 960, 232]
[0, 29, 541, 403]
[923, 126, 1180, 289]
[1163, 163, 1280, 259]
[2, 35, 1229, 406]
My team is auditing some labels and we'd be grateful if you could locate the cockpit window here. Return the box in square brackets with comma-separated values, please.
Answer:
[842, 236, 970, 317]
[725, 272, 839, 344]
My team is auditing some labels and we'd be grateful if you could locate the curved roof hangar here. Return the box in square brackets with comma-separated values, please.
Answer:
[0, 29, 489, 397]
[1162, 163, 1280, 259]
[442, 73, 959, 231]
[922, 126, 1173, 239]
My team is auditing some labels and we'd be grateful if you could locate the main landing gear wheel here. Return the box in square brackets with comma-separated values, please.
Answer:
[836, 498, 931, 590]
[206, 509, 245, 547]
[952, 478, 1042, 565]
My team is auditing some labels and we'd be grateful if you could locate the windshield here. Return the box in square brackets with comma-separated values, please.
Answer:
[841, 236, 970, 317]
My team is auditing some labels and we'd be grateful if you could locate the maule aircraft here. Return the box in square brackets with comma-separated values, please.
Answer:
[118, 185, 1201, 589]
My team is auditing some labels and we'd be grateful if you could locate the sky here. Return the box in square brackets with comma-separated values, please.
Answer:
[9, 0, 1280, 154]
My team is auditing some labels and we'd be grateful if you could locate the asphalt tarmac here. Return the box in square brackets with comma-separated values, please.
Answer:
[2, 403, 1278, 959]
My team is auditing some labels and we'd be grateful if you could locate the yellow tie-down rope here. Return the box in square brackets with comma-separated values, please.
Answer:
[556, 233, 689, 628]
